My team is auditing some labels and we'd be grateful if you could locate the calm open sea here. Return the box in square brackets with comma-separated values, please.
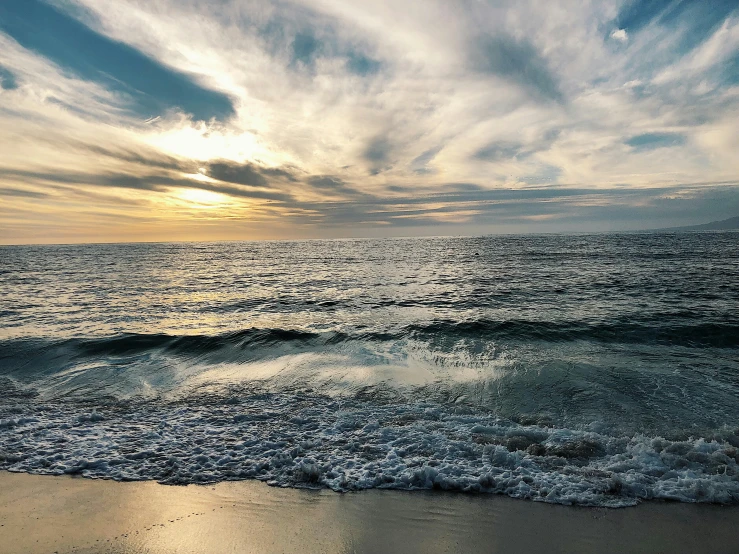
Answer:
[1, 232, 738, 506]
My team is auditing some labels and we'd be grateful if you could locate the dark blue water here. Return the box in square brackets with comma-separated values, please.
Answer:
[1, 233, 738, 506]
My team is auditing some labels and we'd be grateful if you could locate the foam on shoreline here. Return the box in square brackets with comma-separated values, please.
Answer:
[2, 390, 738, 507]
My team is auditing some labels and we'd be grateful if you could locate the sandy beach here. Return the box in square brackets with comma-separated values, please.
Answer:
[1, 471, 737, 554]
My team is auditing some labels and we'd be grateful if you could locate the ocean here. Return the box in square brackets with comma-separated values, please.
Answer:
[1, 232, 738, 507]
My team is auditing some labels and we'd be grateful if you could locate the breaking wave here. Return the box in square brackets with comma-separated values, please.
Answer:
[1, 381, 738, 507]
[2, 234, 738, 507]
[2, 317, 738, 368]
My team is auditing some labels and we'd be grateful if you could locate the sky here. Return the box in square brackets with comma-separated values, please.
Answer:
[0, 0, 738, 244]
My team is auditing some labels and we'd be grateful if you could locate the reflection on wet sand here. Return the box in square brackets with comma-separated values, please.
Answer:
[2, 472, 739, 554]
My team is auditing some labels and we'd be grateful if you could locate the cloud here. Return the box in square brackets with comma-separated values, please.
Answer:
[75, 143, 193, 173]
[262, 166, 300, 181]
[1, 0, 739, 242]
[289, 183, 739, 231]
[0, 187, 47, 198]
[474, 141, 527, 162]
[410, 147, 442, 174]
[0, 166, 294, 202]
[614, 0, 738, 54]
[470, 33, 564, 103]
[255, 9, 382, 78]
[206, 161, 269, 188]
[0, 0, 235, 122]
[610, 29, 628, 42]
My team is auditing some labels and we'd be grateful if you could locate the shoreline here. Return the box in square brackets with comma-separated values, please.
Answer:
[2, 471, 739, 554]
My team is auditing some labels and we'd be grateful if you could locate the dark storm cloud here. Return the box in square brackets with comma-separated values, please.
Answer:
[625, 132, 687, 151]
[0, 0, 235, 122]
[470, 34, 564, 103]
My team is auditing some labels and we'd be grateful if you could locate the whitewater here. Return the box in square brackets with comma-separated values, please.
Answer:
[1, 233, 738, 507]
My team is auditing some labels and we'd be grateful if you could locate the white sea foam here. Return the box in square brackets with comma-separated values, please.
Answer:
[1, 392, 738, 507]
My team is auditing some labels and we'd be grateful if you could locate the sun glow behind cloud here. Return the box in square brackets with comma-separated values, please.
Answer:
[177, 188, 233, 208]
[0, 0, 738, 244]
[144, 122, 275, 166]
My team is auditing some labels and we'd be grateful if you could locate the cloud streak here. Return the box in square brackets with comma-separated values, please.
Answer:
[0, 0, 738, 243]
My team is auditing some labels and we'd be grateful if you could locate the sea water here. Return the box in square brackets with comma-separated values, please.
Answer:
[1, 233, 738, 506]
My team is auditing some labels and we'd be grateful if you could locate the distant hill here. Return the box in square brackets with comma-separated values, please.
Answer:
[655, 216, 739, 231]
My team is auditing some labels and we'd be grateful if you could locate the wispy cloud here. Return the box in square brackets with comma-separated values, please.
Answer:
[1, 0, 738, 243]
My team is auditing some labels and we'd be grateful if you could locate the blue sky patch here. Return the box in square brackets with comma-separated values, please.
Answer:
[346, 52, 381, 76]
[471, 34, 563, 103]
[291, 32, 321, 67]
[625, 132, 687, 151]
[474, 141, 527, 162]
[722, 51, 739, 86]
[0, 65, 19, 90]
[0, 0, 235, 121]
[615, 0, 738, 56]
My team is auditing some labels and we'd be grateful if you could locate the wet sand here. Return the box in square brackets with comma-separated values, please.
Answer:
[1, 471, 738, 554]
